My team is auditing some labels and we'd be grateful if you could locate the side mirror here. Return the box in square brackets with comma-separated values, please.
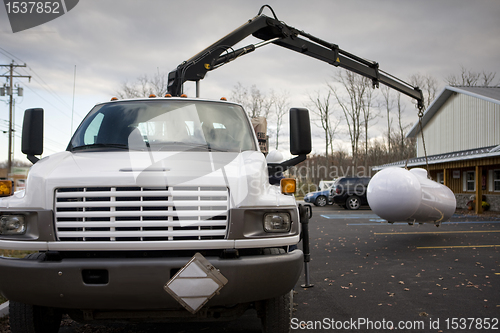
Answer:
[289, 108, 311, 155]
[22, 108, 44, 164]
[267, 108, 312, 183]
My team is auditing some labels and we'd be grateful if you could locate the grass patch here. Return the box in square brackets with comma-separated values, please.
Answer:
[0, 295, 6, 304]
[0, 249, 35, 259]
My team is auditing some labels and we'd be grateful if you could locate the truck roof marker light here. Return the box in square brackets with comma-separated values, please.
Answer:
[0, 180, 13, 197]
[149, 94, 157, 98]
[180, 94, 188, 98]
[220, 97, 227, 101]
[110, 97, 118, 101]
[280, 178, 296, 195]
[165, 94, 172, 97]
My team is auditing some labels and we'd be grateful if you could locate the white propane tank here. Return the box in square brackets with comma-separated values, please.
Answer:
[367, 167, 456, 223]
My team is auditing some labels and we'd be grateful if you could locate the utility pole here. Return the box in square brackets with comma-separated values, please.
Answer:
[0, 61, 31, 175]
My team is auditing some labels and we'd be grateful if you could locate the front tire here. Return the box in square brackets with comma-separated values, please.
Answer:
[314, 195, 327, 207]
[9, 302, 62, 333]
[347, 195, 361, 210]
[9, 253, 62, 333]
[260, 290, 293, 333]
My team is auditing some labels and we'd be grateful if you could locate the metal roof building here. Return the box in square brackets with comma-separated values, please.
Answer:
[408, 86, 500, 157]
[374, 86, 500, 213]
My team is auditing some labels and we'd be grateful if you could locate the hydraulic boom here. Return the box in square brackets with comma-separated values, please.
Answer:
[167, 5, 424, 110]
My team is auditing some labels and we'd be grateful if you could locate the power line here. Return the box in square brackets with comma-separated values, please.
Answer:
[0, 124, 67, 156]
[0, 47, 25, 64]
[21, 84, 72, 119]
[0, 47, 85, 119]
[0, 47, 70, 106]
[2, 103, 73, 138]
[21, 73, 86, 120]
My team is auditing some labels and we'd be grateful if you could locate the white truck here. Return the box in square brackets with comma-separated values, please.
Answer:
[0, 5, 426, 332]
[0, 98, 312, 333]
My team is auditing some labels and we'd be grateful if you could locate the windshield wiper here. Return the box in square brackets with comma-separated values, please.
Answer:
[152, 142, 229, 152]
[71, 143, 129, 151]
[205, 144, 229, 152]
[191, 142, 228, 152]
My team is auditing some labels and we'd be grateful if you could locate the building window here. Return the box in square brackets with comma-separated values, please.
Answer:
[494, 170, 500, 192]
[463, 171, 475, 192]
[437, 172, 444, 184]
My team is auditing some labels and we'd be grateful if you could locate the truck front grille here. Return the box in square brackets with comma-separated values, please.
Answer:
[54, 186, 229, 242]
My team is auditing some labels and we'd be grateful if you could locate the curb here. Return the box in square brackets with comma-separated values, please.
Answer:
[0, 302, 8, 318]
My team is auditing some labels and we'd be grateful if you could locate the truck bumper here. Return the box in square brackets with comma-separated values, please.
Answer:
[0, 250, 303, 310]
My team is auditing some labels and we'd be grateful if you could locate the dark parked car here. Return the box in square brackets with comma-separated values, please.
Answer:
[332, 177, 371, 210]
[304, 189, 333, 207]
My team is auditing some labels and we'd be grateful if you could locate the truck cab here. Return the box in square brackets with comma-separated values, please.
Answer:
[0, 97, 311, 333]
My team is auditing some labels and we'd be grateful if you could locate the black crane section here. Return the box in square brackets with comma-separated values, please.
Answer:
[167, 5, 424, 110]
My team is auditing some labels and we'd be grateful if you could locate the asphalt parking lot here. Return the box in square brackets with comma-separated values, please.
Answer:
[1, 205, 499, 332]
[291, 205, 500, 332]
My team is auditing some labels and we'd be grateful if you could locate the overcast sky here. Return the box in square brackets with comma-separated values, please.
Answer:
[0, 0, 499, 164]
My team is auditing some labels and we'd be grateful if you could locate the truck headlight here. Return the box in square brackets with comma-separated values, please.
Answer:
[263, 213, 291, 233]
[0, 215, 26, 235]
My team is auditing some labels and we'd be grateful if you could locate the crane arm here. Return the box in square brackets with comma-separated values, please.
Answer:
[167, 6, 424, 110]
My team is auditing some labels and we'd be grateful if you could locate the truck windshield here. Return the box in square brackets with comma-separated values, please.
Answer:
[68, 100, 257, 152]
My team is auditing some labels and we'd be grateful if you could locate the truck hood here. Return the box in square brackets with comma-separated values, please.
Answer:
[3, 150, 294, 209]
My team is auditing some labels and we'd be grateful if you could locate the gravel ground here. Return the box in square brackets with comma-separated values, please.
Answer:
[0, 317, 9, 333]
[0, 316, 145, 333]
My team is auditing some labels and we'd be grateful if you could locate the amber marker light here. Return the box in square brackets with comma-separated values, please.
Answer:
[0, 180, 13, 197]
[165, 94, 172, 97]
[280, 178, 296, 195]
[180, 94, 188, 98]
[220, 97, 227, 101]
[149, 94, 157, 98]
[110, 97, 118, 101]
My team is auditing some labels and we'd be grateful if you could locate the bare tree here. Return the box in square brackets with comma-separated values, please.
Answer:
[252, 85, 273, 119]
[0, 159, 31, 168]
[117, 70, 169, 99]
[329, 70, 368, 166]
[395, 93, 406, 151]
[480, 71, 497, 86]
[271, 90, 290, 150]
[409, 73, 439, 110]
[231, 83, 273, 118]
[327, 115, 341, 159]
[385, 92, 416, 161]
[118, 75, 149, 99]
[361, 79, 378, 164]
[381, 85, 394, 154]
[149, 70, 169, 96]
[445, 65, 498, 87]
[231, 82, 249, 108]
[308, 90, 339, 160]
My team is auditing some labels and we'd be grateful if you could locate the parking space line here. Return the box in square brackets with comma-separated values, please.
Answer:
[416, 245, 500, 249]
[321, 214, 381, 219]
[374, 230, 500, 235]
[347, 221, 500, 226]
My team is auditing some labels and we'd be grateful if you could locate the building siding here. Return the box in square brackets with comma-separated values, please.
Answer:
[417, 93, 500, 157]
[421, 156, 500, 211]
